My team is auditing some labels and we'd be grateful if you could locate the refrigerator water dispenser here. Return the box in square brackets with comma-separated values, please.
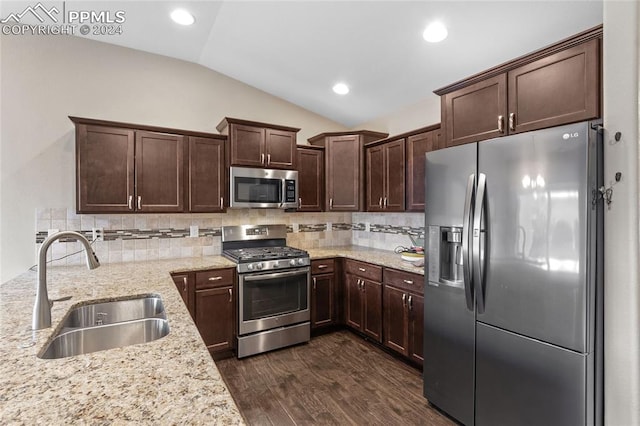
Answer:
[427, 225, 464, 286]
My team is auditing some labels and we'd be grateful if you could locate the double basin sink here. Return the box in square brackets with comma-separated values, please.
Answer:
[39, 295, 170, 359]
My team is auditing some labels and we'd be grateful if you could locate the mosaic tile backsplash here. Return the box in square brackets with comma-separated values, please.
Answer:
[34, 208, 425, 267]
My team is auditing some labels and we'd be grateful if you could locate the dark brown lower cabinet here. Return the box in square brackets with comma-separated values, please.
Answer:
[382, 268, 424, 367]
[172, 268, 236, 357]
[312, 273, 334, 328]
[345, 273, 382, 343]
[195, 286, 234, 354]
[171, 272, 194, 319]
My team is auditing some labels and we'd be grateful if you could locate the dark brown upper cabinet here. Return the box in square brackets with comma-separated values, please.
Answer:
[71, 116, 227, 214]
[188, 136, 226, 212]
[135, 131, 185, 213]
[365, 139, 405, 212]
[75, 123, 135, 213]
[297, 146, 324, 212]
[308, 130, 388, 212]
[216, 117, 300, 170]
[406, 126, 441, 212]
[436, 26, 601, 147]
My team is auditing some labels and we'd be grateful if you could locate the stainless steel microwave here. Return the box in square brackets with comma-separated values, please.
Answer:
[229, 166, 298, 209]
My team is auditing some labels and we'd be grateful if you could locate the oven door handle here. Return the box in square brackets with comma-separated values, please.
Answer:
[242, 267, 310, 282]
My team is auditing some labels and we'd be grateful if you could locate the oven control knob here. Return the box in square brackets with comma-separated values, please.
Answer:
[256, 262, 264, 270]
[289, 259, 296, 267]
[247, 263, 254, 271]
[298, 258, 305, 265]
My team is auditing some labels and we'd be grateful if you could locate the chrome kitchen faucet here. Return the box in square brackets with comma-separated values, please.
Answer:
[32, 231, 100, 330]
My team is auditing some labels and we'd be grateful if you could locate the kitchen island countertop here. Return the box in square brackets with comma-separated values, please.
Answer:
[0, 245, 421, 424]
[0, 256, 243, 425]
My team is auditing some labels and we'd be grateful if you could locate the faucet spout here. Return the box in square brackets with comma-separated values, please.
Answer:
[33, 231, 100, 330]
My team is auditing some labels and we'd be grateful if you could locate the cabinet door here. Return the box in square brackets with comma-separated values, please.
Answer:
[297, 147, 324, 212]
[345, 274, 363, 331]
[312, 273, 334, 329]
[135, 131, 185, 212]
[366, 144, 385, 211]
[384, 139, 405, 211]
[265, 128, 296, 169]
[363, 279, 382, 342]
[171, 272, 194, 319]
[383, 285, 408, 356]
[326, 135, 362, 211]
[189, 137, 225, 212]
[406, 130, 438, 212]
[408, 292, 424, 366]
[195, 286, 234, 353]
[76, 124, 134, 213]
[442, 74, 507, 147]
[230, 124, 265, 167]
[508, 38, 600, 134]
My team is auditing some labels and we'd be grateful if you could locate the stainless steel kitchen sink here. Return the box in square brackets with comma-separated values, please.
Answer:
[58, 295, 166, 331]
[38, 295, 170, 359]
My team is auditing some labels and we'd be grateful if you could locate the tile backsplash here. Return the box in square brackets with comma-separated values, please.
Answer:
[34, 208, 424, 267]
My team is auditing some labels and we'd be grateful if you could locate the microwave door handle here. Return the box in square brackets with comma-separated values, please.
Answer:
[280, 178, 286, 208]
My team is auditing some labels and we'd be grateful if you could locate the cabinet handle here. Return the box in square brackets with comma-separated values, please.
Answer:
[498, 115, 504, 133]
[402, 293, 407, 307]
[298, 197, 302, 208]
[329, 198, 333, 209]
[137, 195, 142, 210]
[509, 113, 515, 131]
[128, 195, 133, 210]
[208, 276, 223, 281]
[220, 197, 224, 209]
[408, 295, 413, 311]
[228, 288, 232, 303]
[379, 197, 383, 208]
[403, 279, 414, 285]
[318, 264, 328, 269]
[182, 276, 187, 292]
[267, 154, 271, 165]
[261, 153, 265, 165]
[358, 267, 366, 272]
[313, 277, 317, 289]
[384, 197, 388, 208]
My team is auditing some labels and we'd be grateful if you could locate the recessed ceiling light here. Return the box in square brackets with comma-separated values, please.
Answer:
[423, 21, 448, 43]
[171, 9, 195, 26]
[333, 83, 349, 95]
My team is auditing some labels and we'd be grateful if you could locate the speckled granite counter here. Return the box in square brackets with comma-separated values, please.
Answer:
[306, 246, 425, 276]
[0, 256, 244, 425]
[0, 245, 418, 424]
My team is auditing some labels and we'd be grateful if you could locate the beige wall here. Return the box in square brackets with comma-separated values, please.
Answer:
[353, 95, 441, 136]
[603, 1, 640, 424]
[0, 35, 349, 282]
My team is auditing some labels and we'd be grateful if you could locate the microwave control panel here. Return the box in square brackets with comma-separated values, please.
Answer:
[285, 179, 296, 202]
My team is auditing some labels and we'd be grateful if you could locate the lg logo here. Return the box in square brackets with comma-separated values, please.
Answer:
[563, 132, 580, 140]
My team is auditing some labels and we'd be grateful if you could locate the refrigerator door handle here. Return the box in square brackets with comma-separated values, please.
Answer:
[473, 172, 487, 314]
[462, 173, 475, 311]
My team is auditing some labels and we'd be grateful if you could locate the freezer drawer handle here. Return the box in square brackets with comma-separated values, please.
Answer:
[462, 173, 475, 311]
[473, 173, 487, 314]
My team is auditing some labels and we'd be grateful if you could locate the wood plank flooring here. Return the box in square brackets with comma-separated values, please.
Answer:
[215, 330, 456, 425]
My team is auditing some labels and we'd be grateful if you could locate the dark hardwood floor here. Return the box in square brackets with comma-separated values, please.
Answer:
[215, 330, 456, 425]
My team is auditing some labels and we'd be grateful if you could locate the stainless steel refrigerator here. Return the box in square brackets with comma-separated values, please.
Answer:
[423, 121, 603, 426]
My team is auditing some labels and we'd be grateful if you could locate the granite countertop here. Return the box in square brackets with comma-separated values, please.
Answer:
[0, 256, 244, 425]
[306, 245, 425, 275]
[0, 245, 420, 424]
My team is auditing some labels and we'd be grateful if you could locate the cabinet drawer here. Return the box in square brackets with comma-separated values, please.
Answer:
[195, 268, 235, 290]
[383, 268, 423, 295]
[345, 259, 382, 282]
[312, 258, 335, 274]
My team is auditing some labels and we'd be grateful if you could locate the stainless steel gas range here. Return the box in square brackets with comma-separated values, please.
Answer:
[222, 224, 310, 358]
